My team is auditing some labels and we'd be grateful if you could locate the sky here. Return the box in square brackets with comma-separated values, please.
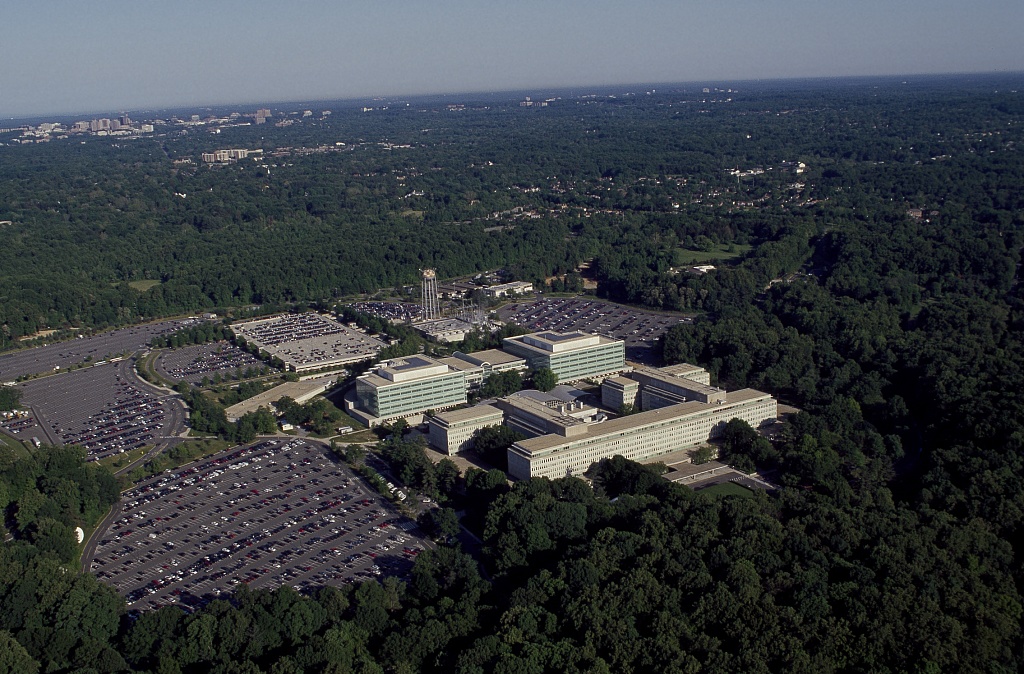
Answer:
[3, 0, 1023, 118]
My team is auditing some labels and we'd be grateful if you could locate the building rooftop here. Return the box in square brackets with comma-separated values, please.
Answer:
[631, 364, 724, 399]
[433, 404, 504, 424]
[507, 330, 621, 354]
[657, 362, 707, 377]
[224, 377, 334, 421]
[387, 355, 435, 373]
[513, 388, 773, 454]
[360, 354, 455, 386]
[438, 356, 482, 373]
[453, 348, 525, 367]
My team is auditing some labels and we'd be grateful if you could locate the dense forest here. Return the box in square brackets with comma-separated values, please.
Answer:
[2, 74, 1024, 672]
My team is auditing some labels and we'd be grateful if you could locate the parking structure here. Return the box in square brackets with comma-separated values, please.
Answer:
[498, 298, 690, 363]
[89, 439, 428, 613]
[232, 313, 386, 373]
[17, 359, 179, 460]
[156, 341, 270, 384]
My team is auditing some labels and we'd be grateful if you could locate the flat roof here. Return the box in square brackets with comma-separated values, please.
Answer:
[632, 365, 723, 397]
[657, 363, 706, 377]
[387, 355, 435, 372]
[454, 348, 525, 367]
[663, 461, 729, 481]
[362, 354, 455, 385]
[536, 331, 586, 343]
[507, 331, 622, 355]
[231, 313, 385, 369]
[224, 377, 334, 420]
[415, 318, 475, 334]
[433, 404, 504, 424]
[438, 356, 481, 373]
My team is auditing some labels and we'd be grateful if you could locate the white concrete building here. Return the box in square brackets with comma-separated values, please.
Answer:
[427, 405, 505, 455]
[507, 389, 777, 480]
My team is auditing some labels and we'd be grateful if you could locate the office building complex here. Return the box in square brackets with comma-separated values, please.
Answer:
[502, 331, 625, 383]
[507, 388, 777, 480]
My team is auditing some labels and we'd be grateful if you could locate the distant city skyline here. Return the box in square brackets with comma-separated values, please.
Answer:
[4, 0, 1023, 119]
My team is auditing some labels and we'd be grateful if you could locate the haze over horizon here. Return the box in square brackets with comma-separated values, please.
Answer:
[4, 0, 1023, 119]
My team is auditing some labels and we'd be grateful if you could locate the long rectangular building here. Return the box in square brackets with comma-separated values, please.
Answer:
[507, 389, 777, 480]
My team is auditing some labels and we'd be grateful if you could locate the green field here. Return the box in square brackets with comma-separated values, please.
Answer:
[674, 243, 753, 265]
[698, 481, 755, 499]
[128, 279, 162, 292]
[97, 444, 150, 471]
[0, 433, 30, 457]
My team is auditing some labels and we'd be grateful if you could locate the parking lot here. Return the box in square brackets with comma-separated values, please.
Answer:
[15, 358, 184, 460]
[347, 302, 423, 324]
[155, 341, 270, 384]
[498, 298, 690, 362]
[232, 313, 386, 372]
[0, 318, 200, 381]
[88, 439, 428, 612]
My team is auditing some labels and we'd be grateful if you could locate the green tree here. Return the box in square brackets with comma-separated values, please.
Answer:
[471, 425, 525, 471]
[0, 630, 39, 674]
[417, 507, 460, 541]
[0, 388, 21, 411]
[531, 367, 558, 392]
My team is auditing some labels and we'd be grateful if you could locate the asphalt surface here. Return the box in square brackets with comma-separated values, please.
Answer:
[0, 318, 200, 381]
[87, 438, 429, 612]
[155, 342, 268, 385]
[17, 357, 186, 461]
[498, 297, 691, 364]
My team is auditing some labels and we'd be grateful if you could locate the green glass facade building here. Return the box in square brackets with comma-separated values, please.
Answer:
[502, 331, 625, 383]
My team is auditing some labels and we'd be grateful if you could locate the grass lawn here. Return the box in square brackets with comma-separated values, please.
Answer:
[173, 438, 232, 459]
[128, 279, 162, 292]
[675, 243, 752, 265]
[0, 433, 31, 458]
[698, 482, 755, 499]
[331, 409, 366, 431]
[138, 351, 175, 387]
[126, 438, 233, 484]
[337, 429, 378, 443]
[98, 444, 149, 471]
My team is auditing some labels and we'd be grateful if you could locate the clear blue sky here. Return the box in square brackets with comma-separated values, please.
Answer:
[3, 0, 1022, 118]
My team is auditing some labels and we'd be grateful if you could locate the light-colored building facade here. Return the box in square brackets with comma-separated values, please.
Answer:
[484, 281, 534, 298]
[354, 355, 467, 424]
[494, 392, 602, 439]
[415, 318, 475, 343]
[448, 349, 528, 388]
[507, 389, 778, 480]
[502, 331, 625, 383]
[427, 405, 504, 455]
[601, 376, 640, 410]
[628, 364, 727, 408]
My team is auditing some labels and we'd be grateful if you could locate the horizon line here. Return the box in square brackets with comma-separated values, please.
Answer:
[5, 68, 1023, 123]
